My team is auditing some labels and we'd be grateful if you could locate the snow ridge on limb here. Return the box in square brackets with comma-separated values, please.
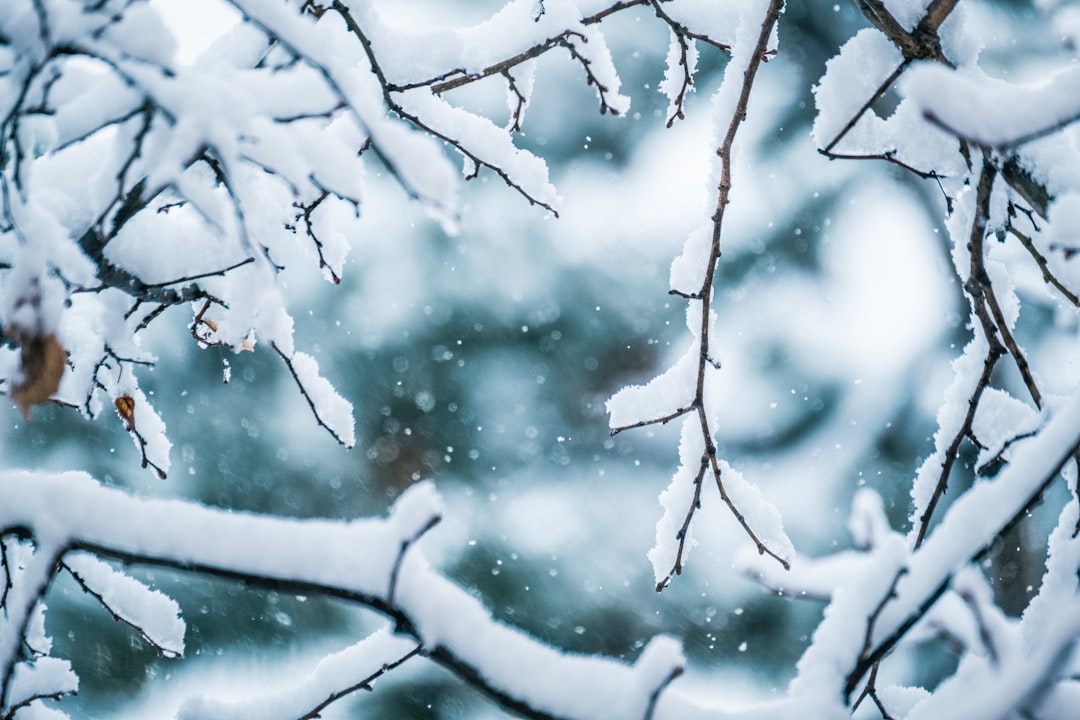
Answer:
[608, 0, 790, 589]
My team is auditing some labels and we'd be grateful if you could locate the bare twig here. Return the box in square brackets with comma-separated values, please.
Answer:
[710, 452, 791, 569]
[503, 70, 528, 132]
[821, 62, 909, 156]
[851, 664, 896, 719]
[660, 23, 694, 127]
[286, 192, 341, 284]
[820, 148, 940, 180]
[423, 1, 651, 94]
[609, 404, 694, 436]
[859, 568, 908, 663]
[190, 297, 230, 348]
[61, 557, 168, 653]
[1007, 222, 1080, 308]
[647, 0, 730, 53]
[981, 275, 1042, 408]
[0, 539, 11, 612]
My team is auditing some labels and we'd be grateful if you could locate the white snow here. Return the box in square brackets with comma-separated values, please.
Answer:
[902, 62, 1080, 147]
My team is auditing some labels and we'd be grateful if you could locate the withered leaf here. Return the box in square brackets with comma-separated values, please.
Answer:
[9, 331, 66, 420]
[115, 394, 136, 432]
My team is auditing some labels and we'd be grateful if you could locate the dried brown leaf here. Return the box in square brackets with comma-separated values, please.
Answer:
[9, 331, 66, 419]
[115, 394, 136, 432]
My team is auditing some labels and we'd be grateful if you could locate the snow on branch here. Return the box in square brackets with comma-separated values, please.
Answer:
[607, 0, 789, 590]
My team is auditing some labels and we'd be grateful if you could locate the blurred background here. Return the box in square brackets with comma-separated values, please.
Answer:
[1, 0, 1075, 716]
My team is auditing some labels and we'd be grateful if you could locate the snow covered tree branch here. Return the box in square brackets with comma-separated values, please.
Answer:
[2, 1, 1080, 719]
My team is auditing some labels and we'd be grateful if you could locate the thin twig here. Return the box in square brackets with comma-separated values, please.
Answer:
[287, 192, 341, 284]
[636, 0, 788, 588]
[609, 404, 694, 436]
[821, 61, 909, 156]
[423, 1, 651, 94]
[982, 279, 1042, 408]
[61, 557, 169, 653]
[330, 2, 561, 215]
[0, 539, 11, 613]
[710, 452, 790, 569]
[655, 453, 709, 592]
[687, 0, 787, 570]
[660, 22, 694, 127]
[1007, 223, 1080, 307]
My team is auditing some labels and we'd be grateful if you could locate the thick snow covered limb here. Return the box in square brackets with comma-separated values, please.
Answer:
[903, 601, 1080, 720]
[0, 537, 64, 715]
